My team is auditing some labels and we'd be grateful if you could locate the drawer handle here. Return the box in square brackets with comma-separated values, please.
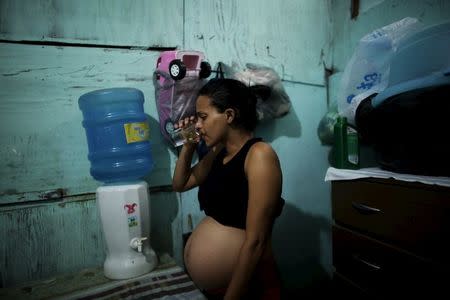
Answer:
[352, 254, 382, 271]
[351, 202, 382, 215]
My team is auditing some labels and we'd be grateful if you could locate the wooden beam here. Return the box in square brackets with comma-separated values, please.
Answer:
[351, 0, 360, 20]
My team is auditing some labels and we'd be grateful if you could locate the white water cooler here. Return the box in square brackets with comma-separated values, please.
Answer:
[79, 88, 157, 280]
[96, 181, 157, 279]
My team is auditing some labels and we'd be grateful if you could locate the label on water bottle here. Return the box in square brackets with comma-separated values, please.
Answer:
[124, 122, 150, 144]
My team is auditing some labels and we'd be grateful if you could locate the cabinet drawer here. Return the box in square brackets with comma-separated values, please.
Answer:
[332, 271, 371, 299]
[332, 225, 446, 298]
[332, 179, 450, 263]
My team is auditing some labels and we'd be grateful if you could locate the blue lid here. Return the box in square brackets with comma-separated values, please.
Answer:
[398, 20, 450, 52]
[78, 88, 144, 110]
[372, 70, 450, 107]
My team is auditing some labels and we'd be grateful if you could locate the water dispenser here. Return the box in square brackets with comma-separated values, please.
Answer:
[79, 87, 157, 279]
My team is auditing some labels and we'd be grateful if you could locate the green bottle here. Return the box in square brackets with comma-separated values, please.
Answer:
[333, 116, 359, 169]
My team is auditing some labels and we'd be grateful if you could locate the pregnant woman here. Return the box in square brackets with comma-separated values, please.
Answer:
[172, 78, 284, 299]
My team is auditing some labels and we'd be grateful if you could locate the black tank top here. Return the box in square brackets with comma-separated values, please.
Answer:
[198, 138, 262, 229]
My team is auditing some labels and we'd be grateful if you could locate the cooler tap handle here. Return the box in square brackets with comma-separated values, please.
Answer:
[130, 237, 148, 253]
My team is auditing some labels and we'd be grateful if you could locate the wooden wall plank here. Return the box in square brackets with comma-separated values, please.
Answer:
[331, 0, 450, 73]
[0, 43, 177, 204]
[184, 0, 333, 85]
[0, 197, 104, 287]
[0, 0, 183, 47]
[0, 190, 181, 288]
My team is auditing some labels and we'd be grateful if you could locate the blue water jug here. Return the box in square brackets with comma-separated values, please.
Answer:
[78, 88, 154, 183]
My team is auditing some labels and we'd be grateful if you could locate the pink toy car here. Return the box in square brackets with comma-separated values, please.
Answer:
[156, 50, 211, 82]
[154, 50, 211, 146]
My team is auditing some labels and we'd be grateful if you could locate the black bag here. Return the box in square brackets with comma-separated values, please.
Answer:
[355, 84, 450, 176]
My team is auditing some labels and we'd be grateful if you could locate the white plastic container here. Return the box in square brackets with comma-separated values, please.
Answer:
[96, 181, 157, 279]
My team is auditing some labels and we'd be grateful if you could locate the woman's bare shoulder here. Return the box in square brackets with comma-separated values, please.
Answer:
[250, 141, 277, 157]
[246, 141, 280, 168]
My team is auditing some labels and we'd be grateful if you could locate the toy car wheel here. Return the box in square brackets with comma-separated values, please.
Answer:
[169, 59, 186, 80]
[165, 120, 175, 134]
[199, 61, 212, 78]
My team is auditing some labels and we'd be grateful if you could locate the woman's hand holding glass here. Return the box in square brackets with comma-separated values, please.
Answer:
[173, 116, 200, 145]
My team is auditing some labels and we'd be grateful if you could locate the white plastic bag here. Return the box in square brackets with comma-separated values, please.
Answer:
[222, 62, 291, 122]
[337, 17, 422, 125]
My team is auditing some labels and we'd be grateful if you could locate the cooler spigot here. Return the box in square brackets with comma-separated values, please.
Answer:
[130, 237, 148, 253]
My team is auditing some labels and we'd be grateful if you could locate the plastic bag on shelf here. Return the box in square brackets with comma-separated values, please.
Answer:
[317, 102, 339, 145]
[337, 17, 423, 125]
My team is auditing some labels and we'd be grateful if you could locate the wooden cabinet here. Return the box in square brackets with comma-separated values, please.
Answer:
[331, 178, 450, 298]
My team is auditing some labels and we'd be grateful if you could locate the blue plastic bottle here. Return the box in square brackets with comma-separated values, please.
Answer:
[78, 88, 154, 183]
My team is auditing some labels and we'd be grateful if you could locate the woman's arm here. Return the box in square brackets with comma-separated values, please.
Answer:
[172, 119, 223, 192]
[224, 142, 282, 299]
[172, 142, 199, 191]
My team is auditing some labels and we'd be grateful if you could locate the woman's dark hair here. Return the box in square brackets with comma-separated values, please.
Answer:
[198, 78, 258, 131]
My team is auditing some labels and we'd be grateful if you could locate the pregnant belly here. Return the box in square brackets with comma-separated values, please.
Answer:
[184, 216, 246, 290]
